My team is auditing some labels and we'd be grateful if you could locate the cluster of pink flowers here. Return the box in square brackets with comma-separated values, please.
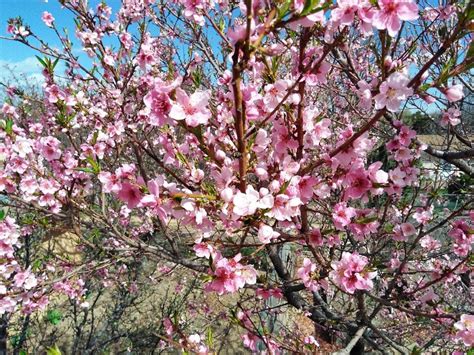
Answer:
[448, 220, 474, 257]
[297, 258, 326, 292]
[332, 0, 419, 37]
[99, 164, 143, 209]
[454, 314, 474, 347]
[440, 107, 461, 127]
[330, 252, 377, 294]
[0, 217, 47, 315]
[205, 253, 257, 295]
[374, 72, 413, 112]
[256, 287, 283, 300]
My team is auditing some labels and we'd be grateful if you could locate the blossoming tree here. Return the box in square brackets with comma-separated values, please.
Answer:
[1, 0, 473, 353]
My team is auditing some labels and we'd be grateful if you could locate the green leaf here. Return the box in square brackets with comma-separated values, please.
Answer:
[85, 156, 101, 174]
[418, 83, 431, 92]
[31, 259, 42, 272]
[354, 216, 378, 224]
[46, 345, 62, 355]
[74, 167, 95, 174]
[176, 151, 188, 165]
[466, 348, 474, 355]
[0, 210, 5, 221]
[206, 327, 213, 348]
[46, 310, 62, 325]
[300, 0, 328, 16]
[438, 55, 456, 85]
[35, 55, 48, 68]
[465, 2, 474, 22]
[384, 223, 394, 233]
[301, 0, 318, 16]
[218, 18, 225, 32]
[4, 118, 14, 136]
[52, 57, 60, 70]
[277, 0, 292, 20]
[91, 130, 99, 145]
[192, 70, 203, 87]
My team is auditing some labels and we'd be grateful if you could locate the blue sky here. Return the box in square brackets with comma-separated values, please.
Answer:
[0, 0, 122, 83]
[0, 0, 75, 83]
[0, 0, 81, 64]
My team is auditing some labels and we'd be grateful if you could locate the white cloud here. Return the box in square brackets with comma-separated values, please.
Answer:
[0, 57, 42, 73]
[0, 56, 66, 87]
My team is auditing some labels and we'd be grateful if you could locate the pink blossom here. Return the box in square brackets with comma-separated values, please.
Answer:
[344, 168, 372, 200]
[413, 207, 432, 225]
[253, 129, 271, 153]
[263, 80, 300, 111]
[393, 222, 416, 241]
[119, 32, 133, 49]
[357, 80, 373, 110]
[140, 178, 167, 221]
[228, 18, 256, 43]
[448, 220, 473, 257]
[9, 156, 28, 174]
[330, 252, 377, 294]
[332, 203, 356, 230]
[0, 297, 16, 315]
[258, 224, 280, 244]
[39, 178, 60, 195]
[331, 0, 361, 26]
[307, 228, 324, 247]
[419, 235, 441, 251]
[98, 172, 121, 193]
[194, 242, 214, 258]
[20, 176, 39, 195]
[401, 222, 416, 237]
[143, 83, 176, 126]
[13, 137, 33, 158]
[298, 176, 317, 203]
[117, 182, 142, 209]
[297, 258, 321, 292]
[169, 88, 211, 127]
[13, 270, 37, 290]
[304, 335, 319, 347]
[136, 44, 154, 68]
[233, 186, 261, 216]
[444, 84, 464, 102]
[389, 167, 407, 187]
[233, 186, 273, 217]
[206, 253, 257, 295]
[398, 126, 416, 146]
[115, 164, 136, 180]
[256, 287, 283, 300]
[349, 209, 379, 238]
[39, 136, 62, 161]
[306, 61, 330, 85]
[440, 107, 461, 127]
[181, 0, 207, 26]
[266, 194, 301, 221]
[17, 26, 30, 37]
[454, 314, 474, 346]
[374, 72, 413, 112]
[103, 54, 115, 66]
[242, 333, 258, 352]
[373, 0, 419, 37]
